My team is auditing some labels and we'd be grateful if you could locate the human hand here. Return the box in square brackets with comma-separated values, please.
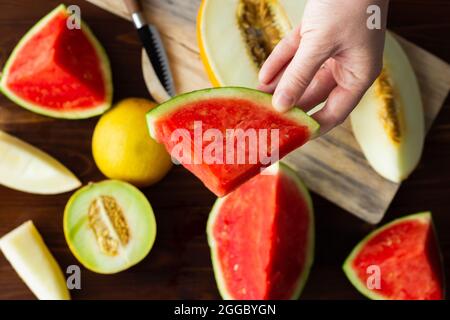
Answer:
[258, 0, 389, 135]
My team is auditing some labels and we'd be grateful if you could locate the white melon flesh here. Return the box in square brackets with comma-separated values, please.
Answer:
[0, 130, 81, 194]
[350, 32, 425, 183]
[198, 0, 306, 87]
[63, 180, 156, 274]
[0, 221, 70, 300]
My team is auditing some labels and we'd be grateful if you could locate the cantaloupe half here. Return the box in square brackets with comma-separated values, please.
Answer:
[350, 32, 425, 183]
[197, 0, 306, 87]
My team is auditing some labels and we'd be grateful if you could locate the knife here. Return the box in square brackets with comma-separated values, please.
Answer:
[124, 0, 175, 102]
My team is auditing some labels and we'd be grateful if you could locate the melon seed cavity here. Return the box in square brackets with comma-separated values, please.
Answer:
[237, 0, 290, 68]
[88, 196, 130, 256]
[376, 68, 402, 144]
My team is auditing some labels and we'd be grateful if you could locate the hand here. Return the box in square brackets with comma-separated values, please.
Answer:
[258, 0, 388, 135]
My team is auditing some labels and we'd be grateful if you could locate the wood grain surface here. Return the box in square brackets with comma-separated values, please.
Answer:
[0, 0, 449, 300]
[87, 0, 450, 223]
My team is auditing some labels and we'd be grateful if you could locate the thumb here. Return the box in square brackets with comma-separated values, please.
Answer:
[272, 37, 332, 112]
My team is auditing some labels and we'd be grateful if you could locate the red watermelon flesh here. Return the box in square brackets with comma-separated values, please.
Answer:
[147, 87, 319, 196]
[207, 163, 314, 300]
[343, 212, 444, 300]
[0, 5, 112, 119]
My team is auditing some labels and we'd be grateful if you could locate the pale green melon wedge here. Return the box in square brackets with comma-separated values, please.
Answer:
[0, 130, 81, 194]
[0, 221, 70, 300]
[351, 32, 425, 182]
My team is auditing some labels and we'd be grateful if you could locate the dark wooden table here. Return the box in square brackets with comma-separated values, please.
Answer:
[0, 0, 449, 300]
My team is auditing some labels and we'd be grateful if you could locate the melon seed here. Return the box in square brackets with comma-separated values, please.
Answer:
[88, 196, 130, 256]
[237, 0, 289, 68]
[376, 68, 402, 144]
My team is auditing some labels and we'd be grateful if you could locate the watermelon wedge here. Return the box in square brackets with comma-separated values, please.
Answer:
[343, 212, 444, 300]
[0, 4, 112, 119]
[207, 162, 314, 300]
[147, 87, 319, 196]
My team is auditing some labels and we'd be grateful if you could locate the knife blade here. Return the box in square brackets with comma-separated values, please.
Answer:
[124, 0, 175, 101]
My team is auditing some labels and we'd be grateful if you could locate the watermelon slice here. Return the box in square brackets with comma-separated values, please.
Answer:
[147, 87, 319, 196]
[0, 4, 112, 119]
[207, 162, 314, 300]
[343, 212, 444, 300]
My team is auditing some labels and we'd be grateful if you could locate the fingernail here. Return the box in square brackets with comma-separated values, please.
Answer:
[273, 91, 294, 112]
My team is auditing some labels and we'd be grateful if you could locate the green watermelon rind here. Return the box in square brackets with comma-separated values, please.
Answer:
[0, 4, 113, 119]
[146, 87, 320, 141]
[342, 211, 444, 300]
[206, 162, 315, 300]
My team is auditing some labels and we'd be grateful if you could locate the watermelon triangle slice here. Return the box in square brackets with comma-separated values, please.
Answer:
[147, 87, 319, 196]
[207, 162, 314, 300]
[0, 5, 112, 119]
[343, 212, 444, 300]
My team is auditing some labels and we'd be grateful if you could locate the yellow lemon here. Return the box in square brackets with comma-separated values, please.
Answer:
[92, 98, 172, 187]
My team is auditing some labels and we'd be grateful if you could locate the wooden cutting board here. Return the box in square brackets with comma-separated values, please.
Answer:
[87, 0, 450, 224]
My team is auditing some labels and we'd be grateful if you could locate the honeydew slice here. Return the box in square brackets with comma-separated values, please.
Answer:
[0, 130, 81, 194]
[0, 221, 70, 300]
[350, 32, 425, 182]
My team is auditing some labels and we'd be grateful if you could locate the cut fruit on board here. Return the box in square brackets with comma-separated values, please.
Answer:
[0, 221, 70, 300]
[0, 130, 81, 194]
[146, 87, 319, 196]
[0, 4, 112, 119]
[86, 0, 450, 223]
[64, 180, 156, 274]
[207, 162, 314, 300]
[350, 32, 425, 183]
[197, 0, 305, 88]
[343, 212, 444, 300]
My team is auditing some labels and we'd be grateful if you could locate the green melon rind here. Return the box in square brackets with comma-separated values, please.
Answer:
[342, 211, 445, 300]
[146, 87, 320, 141]
[206, 162, 315, 300]
[0, 4, 113, 119]
[63, 180, 156, 274]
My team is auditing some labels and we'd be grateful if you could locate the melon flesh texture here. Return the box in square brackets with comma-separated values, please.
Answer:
[207, 163, 314, 300]
[64, 180, 156, 274]
[198, 0, 306, 87]
[0, 221, 70, 300]
[0, 130, 81, 194]
[343, 212, 444, 300]
[350, 32, 425, 182]
[0, 5, 112, 119]
[147, 87, 319, 196]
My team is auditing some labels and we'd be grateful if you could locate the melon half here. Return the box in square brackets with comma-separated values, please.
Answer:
[0, 4, 112, 119]
[350, 32, 425, 183]
[64, 180, 157, 274]
[197, 0, 305, 87]
[207, 162, 314, 300]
